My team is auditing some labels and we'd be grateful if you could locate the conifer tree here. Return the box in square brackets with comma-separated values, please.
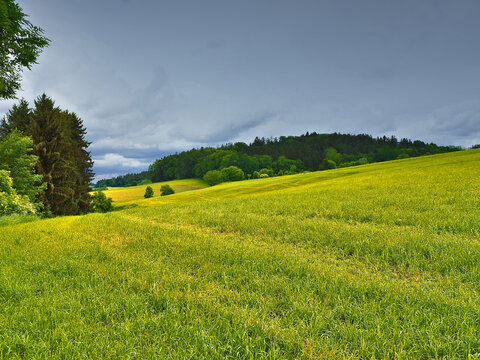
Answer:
[0, 94, 94, 215]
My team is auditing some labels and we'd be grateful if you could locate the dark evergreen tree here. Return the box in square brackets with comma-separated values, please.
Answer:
[1, 94, 94, 215]
[63, 111, 94, 213]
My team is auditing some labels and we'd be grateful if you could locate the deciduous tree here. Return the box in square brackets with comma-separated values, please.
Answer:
[0, 0, 49, 98]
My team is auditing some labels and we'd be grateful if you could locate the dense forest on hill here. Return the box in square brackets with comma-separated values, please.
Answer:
[96, 132, 461, 187]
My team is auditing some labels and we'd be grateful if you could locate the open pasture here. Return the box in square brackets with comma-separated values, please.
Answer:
[101, 178, 208, 203]
[1, 150, 480, 358]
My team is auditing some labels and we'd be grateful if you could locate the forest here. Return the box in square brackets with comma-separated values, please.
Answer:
[97, 132, 461, 187]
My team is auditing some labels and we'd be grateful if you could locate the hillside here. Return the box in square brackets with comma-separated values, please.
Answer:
[101, 178, 208, 204]
[97, 132, 461, 187]
[1, 149, 480, 358]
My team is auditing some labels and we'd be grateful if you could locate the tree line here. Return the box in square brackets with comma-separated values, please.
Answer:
[97, 132, 461, 187]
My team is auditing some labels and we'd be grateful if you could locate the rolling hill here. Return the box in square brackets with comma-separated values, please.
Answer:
[1, 149, 480, 358]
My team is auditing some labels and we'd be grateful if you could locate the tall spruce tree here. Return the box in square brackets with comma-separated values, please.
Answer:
[62, 110, 94, 213]
[0, 94, 94, 215]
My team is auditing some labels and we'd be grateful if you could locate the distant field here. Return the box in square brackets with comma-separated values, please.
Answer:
[2, 150, 480, 358]
[101, 178, 208, 203]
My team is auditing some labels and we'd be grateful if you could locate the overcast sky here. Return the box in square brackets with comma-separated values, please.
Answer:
[1, 0, 479, 180]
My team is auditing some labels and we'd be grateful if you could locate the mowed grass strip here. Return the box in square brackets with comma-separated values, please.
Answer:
[1, 149, 480, 358]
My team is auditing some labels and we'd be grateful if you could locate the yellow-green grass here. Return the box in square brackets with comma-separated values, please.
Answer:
[101, 178, 208, 203]
[2, 150, 480, 358]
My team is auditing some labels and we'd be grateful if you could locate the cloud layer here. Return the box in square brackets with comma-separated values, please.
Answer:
[1, 0, 479, 180]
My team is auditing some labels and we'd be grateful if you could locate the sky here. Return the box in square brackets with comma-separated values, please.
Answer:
[1, 0, 479, 180]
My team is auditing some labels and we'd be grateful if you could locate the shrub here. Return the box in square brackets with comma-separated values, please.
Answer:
[204, 170, 223, 186]
[139, 179, 152, 185]
[221, 166, 244, 182]
[260, 173, 269, 178]
[397, 153, 410, 159]
[144, 186, 154, 198]
[321, 159, 337, 170]
[259, 168, 274, 177]
[160, 185, 175, 196]
[92, 190, 114, 213]
[252, 171, 260, 179]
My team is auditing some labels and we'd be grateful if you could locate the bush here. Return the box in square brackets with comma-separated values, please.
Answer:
[160, 185, 175, 196]
[259, 168, 274, 177]
[139, 179, 152, 185]
[397, 153, 410, 159]
[144, 186, 154, 198]
[204, 170, 223, 186]
[0, 170, 36, 215]
[221, 166, 244, 182]
[260, 173, 269, 178]
[91, 190, 114, 213]
[321, 159, 337, 170]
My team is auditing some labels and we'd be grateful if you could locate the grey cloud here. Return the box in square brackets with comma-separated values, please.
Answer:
[1, 0, 479, 180]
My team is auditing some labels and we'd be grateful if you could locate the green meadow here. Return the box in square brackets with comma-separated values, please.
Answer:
[1, 149, 480, 359]
[102, 178, 208, 204]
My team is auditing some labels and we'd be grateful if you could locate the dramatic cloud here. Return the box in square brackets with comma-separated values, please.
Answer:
[2, 0, 479, 179]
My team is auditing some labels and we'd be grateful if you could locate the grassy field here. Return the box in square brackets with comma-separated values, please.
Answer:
[1, 150, 480, 358]
[101, 178, 208, 203]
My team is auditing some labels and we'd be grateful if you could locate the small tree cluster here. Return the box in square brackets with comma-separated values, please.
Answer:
[1, 95, 94, 215]
[91, 191, 113, 213]
[160, 185, 175, 196]
[204, 166, 246, 186]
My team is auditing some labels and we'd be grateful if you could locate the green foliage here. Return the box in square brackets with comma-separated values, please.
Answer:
[274, 156, 303, 173]
[339, 157, 369, 168]
[91, 190, 113, 213]
[221, 166, 244, 182]
[325, 147, 343, 165]
[259, 168, 274, 177]
[103, 133, 458, 191]
[321, 159, 337, 170]
[144, 186, 154, 198]
[160, 184, 175, 196]
[95, 171, 151, 188]
[0, 169, 35, 215]
[1, 95, 94, 215]
[0, 130, 45, 208]
[203, 170, 223, 186]
[0, 0, 50, 99]
[397, 153, 410, 159]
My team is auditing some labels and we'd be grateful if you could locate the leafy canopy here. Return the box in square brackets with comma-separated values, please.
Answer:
[203, 170, 223, 186]
[0, 130, 45, 207]
[91, 191, 113, 213]
[0, 0, 49, 99]
[221, 166, 245, 182]
[0, 169, 35, 215]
